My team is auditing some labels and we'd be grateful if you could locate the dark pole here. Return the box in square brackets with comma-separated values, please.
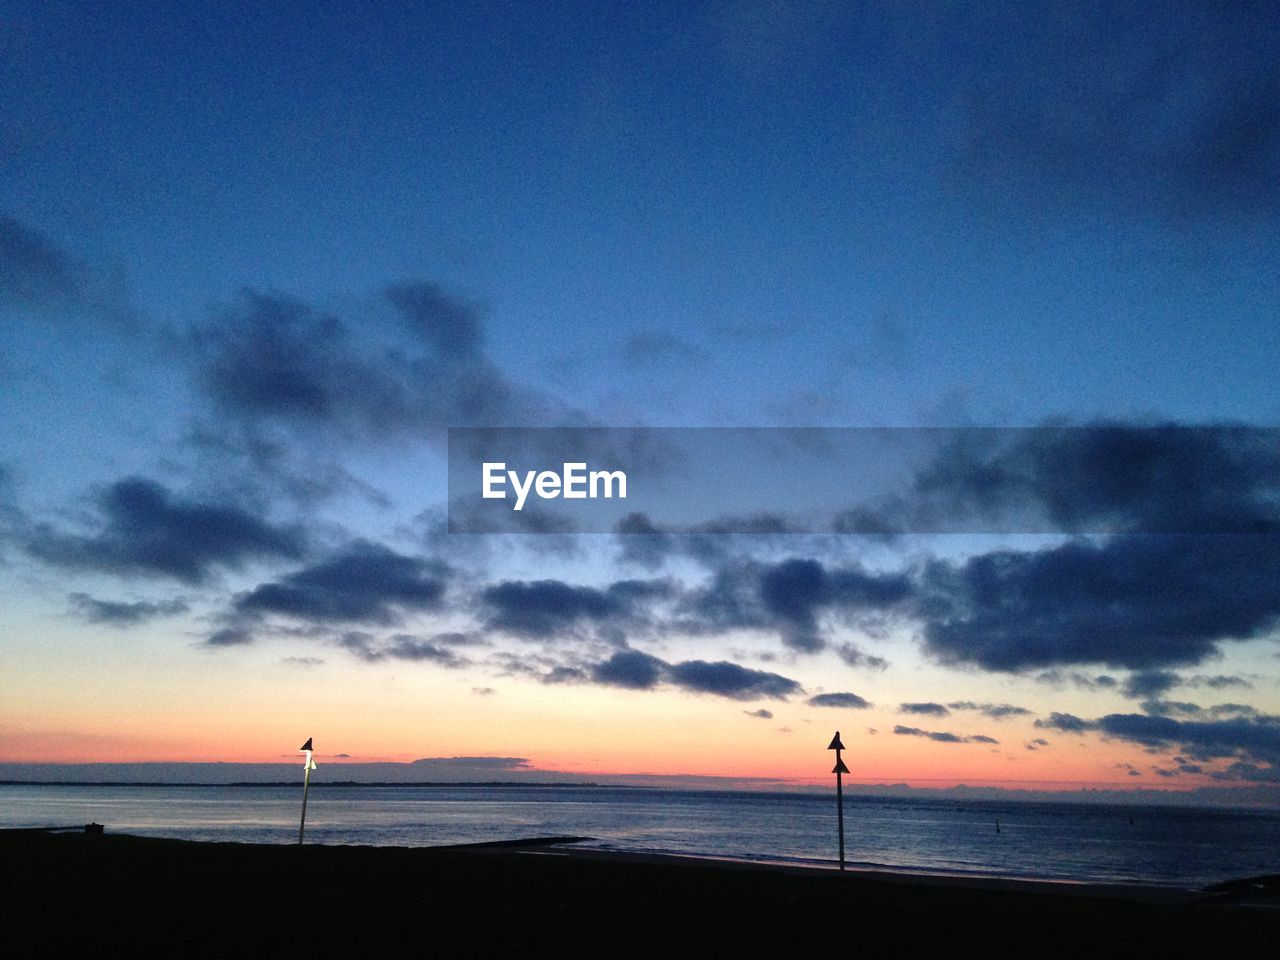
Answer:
[828, 732, 848, 871]
[836, 763, 845, 870]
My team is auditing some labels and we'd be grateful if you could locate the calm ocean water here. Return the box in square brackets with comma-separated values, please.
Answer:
[2, 784, 1276, 889]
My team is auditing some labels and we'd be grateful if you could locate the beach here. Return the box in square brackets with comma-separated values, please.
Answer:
[2, 828, 1276, 958]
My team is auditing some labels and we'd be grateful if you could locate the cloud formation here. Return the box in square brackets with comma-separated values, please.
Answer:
[911, 424, 1280, 535]
[1036, 709, 1280, 782]
[947, 701, 1031, 720]
[588, 650, 800, 700]
[0, 215, 85, 309]
[190, 284, 567, 446]
[481, 578, 670, 640]
[958, 6, 1280, 217]
[338, 631, 470, 668]
[807, 692, 871, 709]
[234, 541, 448, 625]
[26, 477, 305, 584]
[920, 533, 1280, 671]
[68, 593, 188, 626]
[899, 702, 950, 717]
[893, 725, 998, 745]
[674, 556, 912, 653]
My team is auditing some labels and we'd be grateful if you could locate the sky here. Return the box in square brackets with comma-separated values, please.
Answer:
[2, 2, 1279, 798]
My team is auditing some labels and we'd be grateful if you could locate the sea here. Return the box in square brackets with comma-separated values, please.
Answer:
[2, 783, 1277, 889]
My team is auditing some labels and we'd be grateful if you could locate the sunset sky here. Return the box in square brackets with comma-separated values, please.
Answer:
[2, 2, 1278, 795]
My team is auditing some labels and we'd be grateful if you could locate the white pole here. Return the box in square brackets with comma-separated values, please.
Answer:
[298, 738, 316, 845]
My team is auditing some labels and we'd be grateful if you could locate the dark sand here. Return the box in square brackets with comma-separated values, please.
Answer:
[2, 828, 1277, 957]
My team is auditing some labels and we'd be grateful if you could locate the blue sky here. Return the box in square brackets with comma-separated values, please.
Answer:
[2, 2, 1279, 792]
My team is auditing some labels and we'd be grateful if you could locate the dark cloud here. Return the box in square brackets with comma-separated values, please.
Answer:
[338, 631, 469, 667]
[911, 425, 1280, 535]
[921, 532, 1280, 671]
[1139, 700, 1204, 718]
[1035, 671, 1119, 691]
[619, 427, 1280, 673]
[1187, 675, 1252, 690]
[669, 660, 800, 700]
[0, 215, 142, 331]
[235, 541, 447, 625]
[0, 463, 17, 522]
[206, 626, 254, 647]
[192, 285, 551, 439]
[591, 650, 666, 689]
[899, 702, 950, 717]
[744, 709, 773, 719]
[195, 292, 400, 428]
[676, 556, 912, 653]
[1095, 713, 1280, 774]
[807, 692, 871, 709]
[1033, 709, 1280, 781]
[1123, 671, 1181, 699]
[1206, 704, 1261, 720]
[182, 422, 396, 508]
[1025, 738, 1049, 751]
[1034, 713, 1091, 734]
[674, 559, 765, 633]
[68, 592, 188, 626]
[893, 726, 964, 744]
[596, 425, 1280, 539]
[0, 215, 85, 309]
[471, 687, 496, 696]
[947, 701, 1031, 720]
[1180, 68, 1280, 215]
[957, 6, 1280, 217]
[184, 285, 572, 506]
[759, 557, 914, 652]
[541, 665, 588, 685]
[833, 643, 889, 670]
[26, 477, 305, 584]
[386, 281, 485, 358]
[613, 512, 674, 569]
[588, 650, 800, 700]
[885, 727, 993, 747]
[481, 578, 670, 639]
[428, 631, 485, 647]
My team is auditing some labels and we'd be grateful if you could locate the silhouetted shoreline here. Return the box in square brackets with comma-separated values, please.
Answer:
[0, 779, 610, 788]
[2, 828, 1276, 958]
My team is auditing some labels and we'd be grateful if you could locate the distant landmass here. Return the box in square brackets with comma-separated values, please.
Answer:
[2, 759, 1277, 808]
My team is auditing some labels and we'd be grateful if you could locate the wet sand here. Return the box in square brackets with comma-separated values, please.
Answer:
[1, 828, 1276, 957]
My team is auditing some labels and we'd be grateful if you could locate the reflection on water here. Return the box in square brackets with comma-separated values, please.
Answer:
[2, 784, 1276, 888]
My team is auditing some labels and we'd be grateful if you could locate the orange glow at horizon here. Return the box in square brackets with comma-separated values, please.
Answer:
[0, 723, 1221, 791]
[3, 624, 1268, 792]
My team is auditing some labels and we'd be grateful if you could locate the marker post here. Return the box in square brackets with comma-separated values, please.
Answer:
[298, 737, 317, 845]
[828, 732, 849, 871]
